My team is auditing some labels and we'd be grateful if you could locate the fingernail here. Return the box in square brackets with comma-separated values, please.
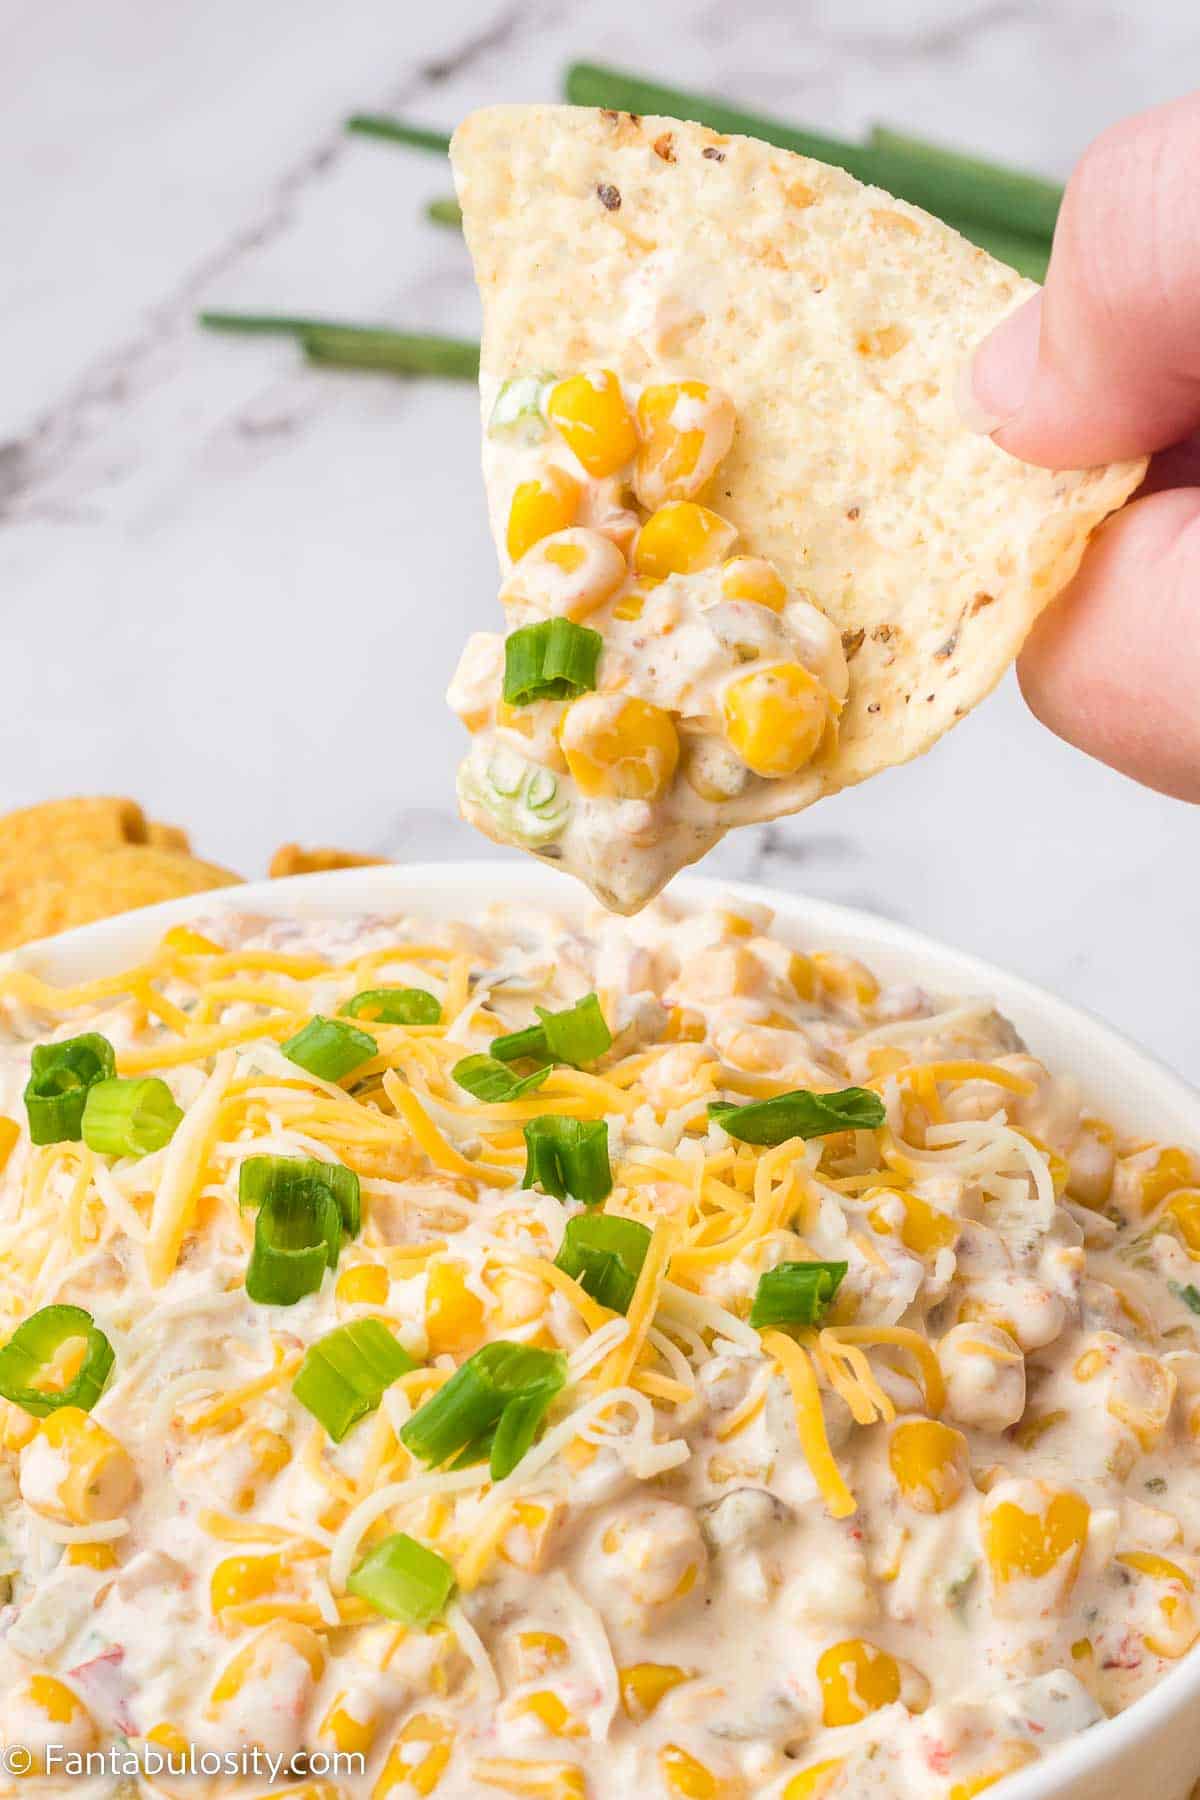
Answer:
[958, 293, 1042, 435]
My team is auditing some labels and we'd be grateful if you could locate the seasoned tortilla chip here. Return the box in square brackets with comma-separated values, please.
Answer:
[269, 844, 389, 879]
[0, 796, 151, 863]
[452, 105, 1144, 841]
[0, 845, 239, 951]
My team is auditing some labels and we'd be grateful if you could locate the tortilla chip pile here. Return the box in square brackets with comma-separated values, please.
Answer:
[0, 799, 389, 952]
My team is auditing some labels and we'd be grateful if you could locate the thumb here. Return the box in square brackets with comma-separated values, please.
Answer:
[968, 92, 1200, 468]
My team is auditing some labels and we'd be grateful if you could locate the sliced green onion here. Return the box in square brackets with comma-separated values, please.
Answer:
[400, 1341, 566, 1472]
[341, 987, 442, 1025]
[426, 197, 463, 227]
[23, 1034, 116, 1145]
[345, 114, 452, 154]
[293, 1319, 416, 1442]
[870, 125, 1062, 242]
[0, 1305, 115, 1417]
[492, 994, 611, 1068]
[503, 619, 602, 706]
[749, 1260, 848, 1329]
[239, 1154, 361, 1238]
[347, 1532, 455, 1626]
[198, 312, 479, 379]
[522, 1116, 612, 1205]
[709, 1085, 885, 1145]
[488, 372, 554, 443]
[554, 1212, 652, 1315]
[245, 1185, 342, 1306]
[1173, 1282, 1200, 1317]
[81, 1078, 183, 1158]
[451, 1055, 550, 1103]
[282, 1015, 377, 1082]
[488, 1387, 558, 1481]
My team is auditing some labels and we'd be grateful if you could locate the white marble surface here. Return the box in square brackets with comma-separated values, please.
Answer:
[1, 0, 1197, 1076]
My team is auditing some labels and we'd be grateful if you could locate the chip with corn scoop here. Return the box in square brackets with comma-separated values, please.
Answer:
[448, 104, 1145, 912]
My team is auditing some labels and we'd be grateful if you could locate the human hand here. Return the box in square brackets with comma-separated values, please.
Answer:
[965, 91, 1200, 801]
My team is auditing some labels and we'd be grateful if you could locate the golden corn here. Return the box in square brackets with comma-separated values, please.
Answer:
[425, 1260, 486, 1357]
[811, 953, 880, 1010]
[1167, 1190, 1200, 1255]
[501, 527, 627, 622]
[209, 1620, 325, 1711]
[816, 1639, 902, 1727]
[471, 1759, 587, 1799]
[888, 1418, 970, 1514]
[869, 1190, 958, 1256]
[982, 1484, 1090, 1602]
[321, 1690, 380, 1757]
[337, 1263, 390, 1307]
[635, 380, 736, 509]
[235, 1427, 293, 1511]
[210, 1552, 286, 1617]
[947, 1748, 1038, 1800]
[65, 1540, 117, 1570]
[722, 662, 831, 779]
[10, 1674, 96, 1772]
[1124, 1146, 1194, 1218]
[546, 371, 638, 477]
[634, 502, 737, 579]
[721, 556, 788, 611]
[657, 1745, 742, 1799]
[507, 467, 582, 563]
[507, 1690, 586, 1738]
[512, 1631, 569, 1681]
[0, 1116, 19, 1174]
[146, 1721, 189, 1755]
[500, 1498, 564, 1573]
[783, 1763, 846, 1800]
[1107, 1351, 1175, 1450]
[561, 695, 680, 802]
[619, 1662, 691, 1720]
[35, 1407, 137, 1524]
[373, 1713, 454, 1797]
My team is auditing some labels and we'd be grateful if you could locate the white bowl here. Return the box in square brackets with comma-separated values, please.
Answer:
[8, 860, 1200, 1800]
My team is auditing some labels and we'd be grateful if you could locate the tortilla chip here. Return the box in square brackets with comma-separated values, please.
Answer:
[452, 105, 1143, 828]
[0, 796, 151, 864]
[0, 845, 240, 952]
[269, 844, 389, 879]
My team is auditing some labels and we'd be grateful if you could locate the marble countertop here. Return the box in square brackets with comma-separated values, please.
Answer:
[1, 0, 1197, 1078]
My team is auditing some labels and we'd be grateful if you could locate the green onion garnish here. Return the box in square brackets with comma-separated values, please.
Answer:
[451, 1055, 550, 1104]
[488, 1387, 557, 1481]
[345, 114, 452, 154]
[708, 1085, 885, 1145]
[341, 987, 442, 1026]
[282, 1016, 378, 1083]
[503, 619, 602, 706]
[522, 1116, 612, 1205]
[492, 994, 611, 1069]
[348, 1531, 456, 1625]
[0, 1305, 115, 1417]
[554, 1212, 652, 1315]
[1174, 1283, 1200, 1317]
[198, 313, 479, 379]
[749, 1260, 848, 1329]
[293, 1319, 416, 1441]
[426, 197, 463, 227]
[239, 1155, 361, 1238]
[245, 1185, 342, 1307]
[23, 1034, 116, 1145]
[400, 1341, 566, 1480]
[81, 1077, 183, 1158]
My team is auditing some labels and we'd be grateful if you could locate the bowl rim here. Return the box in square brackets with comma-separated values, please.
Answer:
[5, 857, 1199, 1800]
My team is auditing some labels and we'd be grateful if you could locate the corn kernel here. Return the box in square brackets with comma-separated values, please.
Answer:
[869, 1190, 958, 1256]
[658, 1744, 741, 1799]
[1107, 1351, 1175, 1450]
[721, 556, 788, 611]
[33, 1408, 137, 1524]
[508, 1690, 586, 1738]
[811, 953, 880, 1009]
[507, 467, 582, 563]
[65, 1541, 118, 1570]
[10, 1674, 96, 1772]
[500, 1498, 564, 1573]
[982, 1483, 1090, 1605]
[374, 1713, 454, 1797]
[722, 662, 832, 779]
[146, 1721, 189, 1755]
[513, 1632, 569, 1682]
[209, 1621, 325, 1711]
[888, 1418, 969, 1514]
[783, 1763, 845, 1800]
[337, 1263, 389, 1307]
[321, 1691, 379, 1757]
[1167, 1190, 1200, 1255]
[210, 1552, 286, 1617]
[1126, 1146, 1194, 1218]
[425, 1261, 486, 1357]
[561, 694, 680, 802]
[471, 1758, 586, 1799]
[235, 1427, 292, 1511]
[816, 1639, 902, 1727]
[0, 1116, 19, 1174]
[502, 527, 626, 622]
[634, 502, 737, 579]
[619, 1663, 691, 1720]
[948, 1747, 1038, 1800]
[547, 371, 637, 477]
[635, 380, 736, 509]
